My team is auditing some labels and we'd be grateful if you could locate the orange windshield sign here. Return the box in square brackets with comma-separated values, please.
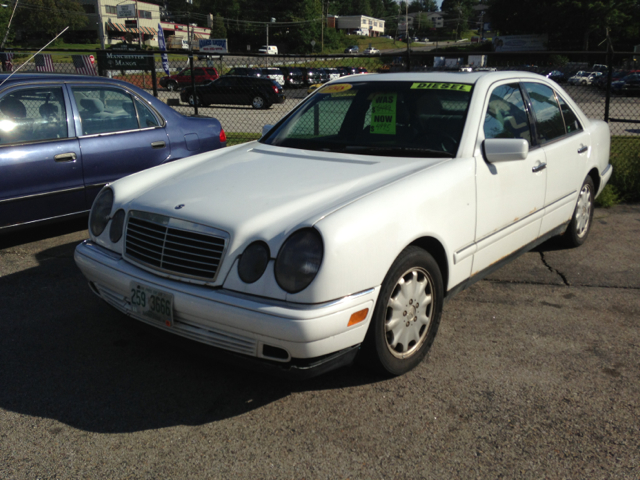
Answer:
[320, 84, 353, 94]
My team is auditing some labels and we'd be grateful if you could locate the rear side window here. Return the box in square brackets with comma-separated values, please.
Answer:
[557, 95, 582, 134]
[523, 82, 565, 143]
[72, 87, 139, 135]
[484, 83, 531, 143]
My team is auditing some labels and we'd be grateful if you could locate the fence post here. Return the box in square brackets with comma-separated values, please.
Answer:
[189, 53, 198, 116]
[604, 38, 613, 123]
[150, 55, 158, 97]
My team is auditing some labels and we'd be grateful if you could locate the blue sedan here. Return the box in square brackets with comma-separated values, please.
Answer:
[0, 74, 226, 232]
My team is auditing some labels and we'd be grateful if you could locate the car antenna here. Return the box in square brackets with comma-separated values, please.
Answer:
[0, 26, 69, 88]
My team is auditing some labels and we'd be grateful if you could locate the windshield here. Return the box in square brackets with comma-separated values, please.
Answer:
[261, 80, 472, 157]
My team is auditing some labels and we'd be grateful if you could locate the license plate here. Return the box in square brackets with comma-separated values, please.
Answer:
[129, 282, 174, 327]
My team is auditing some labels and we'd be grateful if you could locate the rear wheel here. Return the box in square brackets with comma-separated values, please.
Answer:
[188, 93, 202, 107]
[563, 176, 595, 247]
[166, 81, 178, 92]
[360, 247, 443, 376]
[252, 95, 266, 109]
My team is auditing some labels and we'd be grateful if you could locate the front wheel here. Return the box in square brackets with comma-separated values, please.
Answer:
[251, 95, 266, 109]
[360, 247, 444, 376]
[563, 176, 595, 247]
[166, 81, 178, 92]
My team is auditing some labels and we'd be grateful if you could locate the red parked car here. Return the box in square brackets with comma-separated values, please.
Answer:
[159, 67, 219, 91]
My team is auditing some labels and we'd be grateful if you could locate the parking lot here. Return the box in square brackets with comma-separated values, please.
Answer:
[1, 204, 638, 478]
[160, 82, 640, 139]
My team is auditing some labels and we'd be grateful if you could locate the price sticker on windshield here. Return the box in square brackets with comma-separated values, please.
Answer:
[370, 93, 397, 135]
[411, 82, 472, 92]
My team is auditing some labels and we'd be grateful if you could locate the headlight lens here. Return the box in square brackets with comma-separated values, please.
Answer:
[238, 241, 270, 284]
[89, 187, 114, 237]
[109, 209, 126, 243]
[275, 228, 323, 293]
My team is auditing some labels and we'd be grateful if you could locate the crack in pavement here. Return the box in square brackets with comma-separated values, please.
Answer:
[483, 278, 640, 290]
[539, 251, 570, 286]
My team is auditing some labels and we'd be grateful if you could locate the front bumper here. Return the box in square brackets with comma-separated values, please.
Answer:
[74, 240, 378, 378]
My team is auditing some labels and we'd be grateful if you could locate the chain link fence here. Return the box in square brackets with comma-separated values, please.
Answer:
[3, 48, 638, 201]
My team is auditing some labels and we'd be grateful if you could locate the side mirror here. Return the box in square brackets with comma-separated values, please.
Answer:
[262, 124, 274, 137]
[483, 138, 529, 163]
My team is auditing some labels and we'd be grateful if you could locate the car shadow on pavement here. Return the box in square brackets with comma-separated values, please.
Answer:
[0, 217, 88, 250]
[0, 240, 384, 434]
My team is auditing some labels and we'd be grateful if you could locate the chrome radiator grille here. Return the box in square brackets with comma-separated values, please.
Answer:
[124, 211, 228, 281]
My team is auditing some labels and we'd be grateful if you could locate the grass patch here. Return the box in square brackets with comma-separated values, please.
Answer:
[226, 132, 261, 146]
[604, 136, 640, 206]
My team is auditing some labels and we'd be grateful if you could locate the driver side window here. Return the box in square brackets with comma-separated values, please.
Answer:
[484, 83, 532, 143]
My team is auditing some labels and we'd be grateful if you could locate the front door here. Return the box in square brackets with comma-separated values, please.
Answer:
[473, 82, 547, 275]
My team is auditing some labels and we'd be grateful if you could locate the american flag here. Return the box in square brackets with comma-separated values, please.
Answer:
[35, 54, 54, 72]
[2, 52, 13, 72]
[72, 55, 97, 76]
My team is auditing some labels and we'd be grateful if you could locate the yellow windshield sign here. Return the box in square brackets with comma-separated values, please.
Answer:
[411, 82, 472, 92]
[370, 93, 397, 135]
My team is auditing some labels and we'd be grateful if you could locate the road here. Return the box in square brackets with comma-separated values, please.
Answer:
[1, 204, 639, 478]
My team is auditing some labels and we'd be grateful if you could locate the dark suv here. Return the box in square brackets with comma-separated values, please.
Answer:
[159, 67, 219, 91]
[180, 76, 285, 109]
[280, 67, 305, 88]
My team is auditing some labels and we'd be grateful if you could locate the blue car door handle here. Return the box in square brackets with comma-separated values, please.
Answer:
[151, 141, 166, 149]
[54, 153, 77, 162]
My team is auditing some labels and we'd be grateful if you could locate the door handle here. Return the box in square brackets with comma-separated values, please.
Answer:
[54, 153, 77, 162]
[578, 145, 589, 154]
[151, 141, 166, 149]
[532, 162, 547, 173]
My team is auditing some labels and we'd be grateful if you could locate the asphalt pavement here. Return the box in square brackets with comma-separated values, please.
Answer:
[0, 205, 639, 478]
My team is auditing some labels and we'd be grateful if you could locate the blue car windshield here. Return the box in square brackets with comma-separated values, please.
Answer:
[260, 81, 472, 157]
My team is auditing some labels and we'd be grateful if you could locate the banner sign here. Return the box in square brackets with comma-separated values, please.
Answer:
[158, 24, 170, 75]
[96, 50, 154, 70]
[492, 34, 548, 52]
[199, 39, 228, 54]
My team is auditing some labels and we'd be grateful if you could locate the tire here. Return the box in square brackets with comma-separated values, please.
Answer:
[563, 176, 595, 248]
[360, 246, 444, 376]
[166, 81, 178, 92]
[188, 94, 201, 107]
[251, 95, 266, 109]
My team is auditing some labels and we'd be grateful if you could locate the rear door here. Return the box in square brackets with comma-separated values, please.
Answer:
[68, 84, 170, 208]
[522, 82, 592, 235]
[0, 84, 84, 229]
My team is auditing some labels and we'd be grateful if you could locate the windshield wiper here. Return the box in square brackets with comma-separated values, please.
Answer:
[344, 145, 454, 158]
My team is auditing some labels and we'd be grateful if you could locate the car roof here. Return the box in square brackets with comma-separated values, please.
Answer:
[0, 73, 148, 91]
[330, 71, 554, 85]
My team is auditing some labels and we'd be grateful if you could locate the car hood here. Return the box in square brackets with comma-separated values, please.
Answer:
[123, 142, 446, 249]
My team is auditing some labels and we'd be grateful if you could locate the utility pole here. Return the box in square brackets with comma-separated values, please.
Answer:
[0, 0, 19, 50]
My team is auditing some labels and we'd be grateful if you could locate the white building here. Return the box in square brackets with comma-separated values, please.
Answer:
[397, 12, 444, 33]
[333, 15, 385, 37]
[78, 0, 210, 48]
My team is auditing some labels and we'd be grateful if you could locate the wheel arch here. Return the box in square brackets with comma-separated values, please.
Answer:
[408, 236, 449, 296]
[587, 167, 600, 195]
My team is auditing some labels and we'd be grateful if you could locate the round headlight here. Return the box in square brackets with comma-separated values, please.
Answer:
[275, 228, 323, 294]
[109, 209, 126, 243]
[238, 241, 270, 284]
[89, 187, 114, 237]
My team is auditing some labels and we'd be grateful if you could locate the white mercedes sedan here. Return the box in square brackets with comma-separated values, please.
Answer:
[75, 72, 612, 378]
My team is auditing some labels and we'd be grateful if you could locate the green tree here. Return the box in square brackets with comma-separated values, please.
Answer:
[16, 0, 86, 37]
[209, 13, 227, 38]
[441, 0, 475, 38]
[409, 0, 439, 13]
